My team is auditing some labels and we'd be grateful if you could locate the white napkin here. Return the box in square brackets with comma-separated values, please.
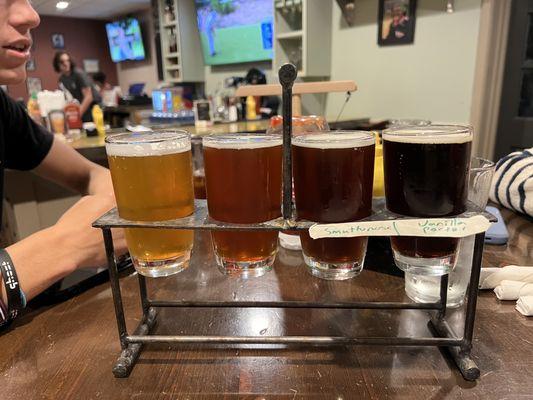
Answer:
[494, 280, 533, 300]
[479, 265, 533, 289]
[516, 296, 533, 316]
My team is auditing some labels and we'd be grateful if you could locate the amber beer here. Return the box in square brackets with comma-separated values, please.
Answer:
[293, 132, 375, 280]
[106, 131, 194, 277]
[203, 134, 282, 277]
[382, 125, 473, 276]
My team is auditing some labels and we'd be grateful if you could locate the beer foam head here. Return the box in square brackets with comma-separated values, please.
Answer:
[292, 131, 375, 149]
[203, 134, 282, 149]
[105, 131, 191, 157]
[382, 125, 473, 144]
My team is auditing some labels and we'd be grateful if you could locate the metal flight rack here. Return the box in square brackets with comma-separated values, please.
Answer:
[93, 64, 496, 380]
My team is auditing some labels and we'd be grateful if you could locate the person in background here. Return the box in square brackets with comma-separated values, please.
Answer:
[245, 67, 279, 118]
[91, 71, 112, 94]
[92, 71, 122, 108]
[52, 51, 102, 122]
[0, 0, 126, 329]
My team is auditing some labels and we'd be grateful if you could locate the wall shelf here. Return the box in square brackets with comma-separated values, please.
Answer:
[274, 0, 332, 78]
[276, 30, 303, 40]
[157, 0, 204, 83]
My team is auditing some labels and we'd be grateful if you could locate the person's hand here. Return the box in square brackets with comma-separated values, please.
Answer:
[53, 194, 127, 269]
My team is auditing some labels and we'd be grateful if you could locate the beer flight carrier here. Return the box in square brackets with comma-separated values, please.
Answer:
[93, 64, 496, 380]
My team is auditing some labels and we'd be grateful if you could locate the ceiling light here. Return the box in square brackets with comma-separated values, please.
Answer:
[56, 1, 69, 10]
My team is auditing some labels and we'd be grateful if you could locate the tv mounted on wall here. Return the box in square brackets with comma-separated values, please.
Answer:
[194, 0, 273, 66]
[106, 18, 146, 63]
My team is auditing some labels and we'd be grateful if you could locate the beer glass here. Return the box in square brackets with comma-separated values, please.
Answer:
[292, 131, 376, 280]
[404, 157, 495, 306]
[382, 125, 473, 276]
[106, 131, 195, 277]
[203, 134, 282, 277]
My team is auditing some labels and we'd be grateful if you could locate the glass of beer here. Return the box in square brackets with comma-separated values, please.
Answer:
[382, 125, 473, 276]
[105, 131, 195, 277]
[292, 131, 376, 280]
[203, 134, 282, 277]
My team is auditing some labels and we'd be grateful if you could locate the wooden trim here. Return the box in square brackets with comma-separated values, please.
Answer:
[470, 0, 512, 160]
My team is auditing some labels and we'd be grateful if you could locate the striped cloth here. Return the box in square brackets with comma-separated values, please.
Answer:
[490, 148, 533, 217]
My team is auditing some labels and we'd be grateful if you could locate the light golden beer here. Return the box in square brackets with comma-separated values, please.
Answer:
[106, 131, 194, 277]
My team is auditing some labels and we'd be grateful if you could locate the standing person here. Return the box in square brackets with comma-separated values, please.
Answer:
[0, 0, 126, 328]
[52, 51, 102, 122]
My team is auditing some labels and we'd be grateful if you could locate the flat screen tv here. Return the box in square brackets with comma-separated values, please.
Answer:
[194, 0, 273, 66]
[106, 18, 146, 63]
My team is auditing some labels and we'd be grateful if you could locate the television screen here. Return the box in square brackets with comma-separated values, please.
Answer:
[194, 0, 273, 66]
[106, 18, 146, 63]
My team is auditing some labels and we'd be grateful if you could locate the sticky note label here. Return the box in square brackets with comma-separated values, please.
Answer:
[309, 215, 492, 239]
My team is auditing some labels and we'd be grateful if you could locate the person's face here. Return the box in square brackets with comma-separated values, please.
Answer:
[58, 53, 71, 74]
[0, 0, 40, 84]
[392, 7, 403, 23]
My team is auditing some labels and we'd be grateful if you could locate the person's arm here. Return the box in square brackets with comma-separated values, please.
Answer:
[0, 92, 126, 307]
[4, 195, 126, 301]
[73, 70, 96, 117]
[79, 86, 94, 117]
[33, 137, 114, 196]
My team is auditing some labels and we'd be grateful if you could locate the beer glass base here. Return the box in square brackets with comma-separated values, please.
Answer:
[393, 251, 454, 276]
[132, 251, 191, 278]
[303, 254, 363, 281]
[404, 272, 466, 308]
[215, 253, 276, 278]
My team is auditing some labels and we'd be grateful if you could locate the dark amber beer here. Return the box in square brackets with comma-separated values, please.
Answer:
[106, 131, 194, 277]
[203, 134, 282, 277]
[293, 132, 375, 280]
[382, 125, 472, 276]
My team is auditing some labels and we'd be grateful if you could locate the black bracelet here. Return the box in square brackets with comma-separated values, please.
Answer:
[0, 297, 8, 327]
[0, 249, 23, 320]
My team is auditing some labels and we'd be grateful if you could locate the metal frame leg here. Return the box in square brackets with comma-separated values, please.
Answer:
[437, 274, 449, 320]
[103, 228, 128, 349]
[103, 228, 157, 378]
[429, 233, 485, 381]
[138, 274, 149, 316]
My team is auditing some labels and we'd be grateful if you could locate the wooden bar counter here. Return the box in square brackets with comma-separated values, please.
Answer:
[0, 208, 531, 399]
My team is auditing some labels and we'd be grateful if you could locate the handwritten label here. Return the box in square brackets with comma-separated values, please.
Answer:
[309, 215, 492, 239]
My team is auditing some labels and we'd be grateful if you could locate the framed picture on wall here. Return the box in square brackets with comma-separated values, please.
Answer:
[51, 33, 65, 49]
[378, 0, 417, 46]
[26, 77, 42, 96]
[193, 99, 214, 128]
[83, 59, 100, 73]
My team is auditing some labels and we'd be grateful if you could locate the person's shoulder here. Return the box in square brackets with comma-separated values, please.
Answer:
[0, 89, 18, 114]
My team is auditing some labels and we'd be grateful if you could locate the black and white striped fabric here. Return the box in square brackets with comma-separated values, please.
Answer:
[490, 148, 533, 217]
